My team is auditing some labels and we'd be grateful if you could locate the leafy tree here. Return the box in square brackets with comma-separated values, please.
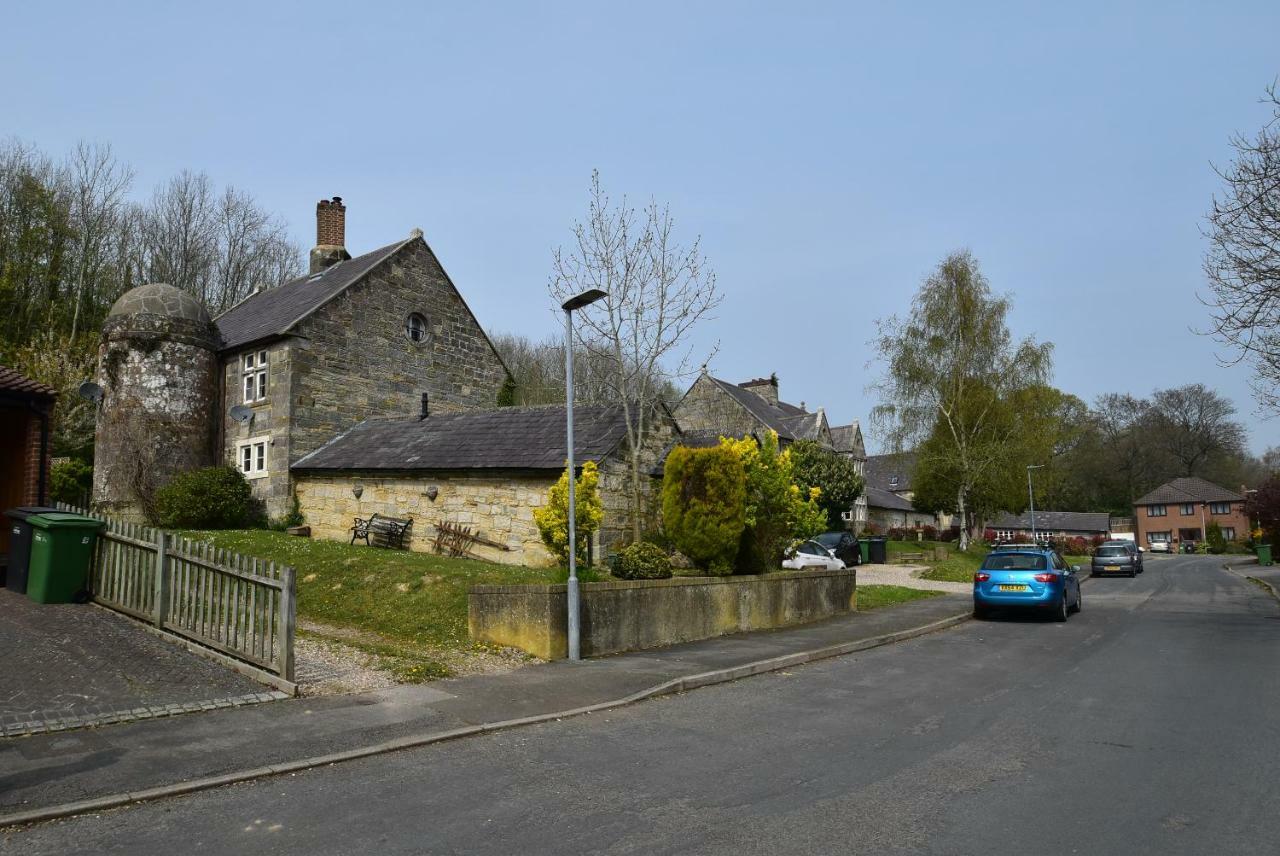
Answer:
[661, 444, 746, 574]
[723, 432, 825, 573]
[790, 439, 865, 529]
[1205, 520, 1227, 555]
[533, 460, 604, 567]
[49, 458, 93, 505]
[1246, 475, 1280, 544]
[872, 251, 1052, 549]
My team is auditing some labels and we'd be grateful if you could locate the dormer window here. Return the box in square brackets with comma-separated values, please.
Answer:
[405, 313, 430, 344]
[243, 350, 268, 403]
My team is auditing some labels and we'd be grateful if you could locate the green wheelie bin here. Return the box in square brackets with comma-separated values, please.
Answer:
[25, 512, 105, 604]
[1259, 544, 1273, 567]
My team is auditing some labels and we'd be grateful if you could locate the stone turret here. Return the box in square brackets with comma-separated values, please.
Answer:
[92, 283, 218, 522]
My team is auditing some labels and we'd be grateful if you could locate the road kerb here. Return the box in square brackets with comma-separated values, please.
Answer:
[0, 609, 972, 830]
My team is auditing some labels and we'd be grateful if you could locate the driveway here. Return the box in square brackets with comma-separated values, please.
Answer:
[0, 589, 285, 737]
[857, 562, 970, 593]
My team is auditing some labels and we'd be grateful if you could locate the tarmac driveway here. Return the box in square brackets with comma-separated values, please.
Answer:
[0, 588, 284, 738]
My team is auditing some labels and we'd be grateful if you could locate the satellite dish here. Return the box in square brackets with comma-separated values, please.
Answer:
[78, 381, 103, 403]
[229, 404, 255, 424]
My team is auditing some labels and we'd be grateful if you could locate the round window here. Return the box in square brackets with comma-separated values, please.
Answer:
[405, 313, 431, 344]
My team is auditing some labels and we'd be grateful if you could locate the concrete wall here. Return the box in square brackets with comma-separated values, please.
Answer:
[469, 569, 858, 659]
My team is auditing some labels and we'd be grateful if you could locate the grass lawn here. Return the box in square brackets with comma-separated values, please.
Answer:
[921, 548, 1091, 583]
[183, 529, 557, 680]
[857, 584, 943, 610]
[886, 539, 955, 559]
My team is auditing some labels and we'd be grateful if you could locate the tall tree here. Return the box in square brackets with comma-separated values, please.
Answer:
[548, 171, 721, 541]
[1147, 383, 1247, 477]
[1202, 83, 1280, 411]
[872, 250, 1052, 549]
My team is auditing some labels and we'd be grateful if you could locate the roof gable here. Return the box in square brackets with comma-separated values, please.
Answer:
[866, 452, 916, 493]
[214, 238, 411, 351]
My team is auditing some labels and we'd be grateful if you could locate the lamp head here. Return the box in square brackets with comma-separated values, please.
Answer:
[561, 289, 608, 312]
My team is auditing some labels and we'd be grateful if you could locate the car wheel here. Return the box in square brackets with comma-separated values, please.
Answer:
[1071, 590, 1082, 614]
[1053, 594, 1069, 622]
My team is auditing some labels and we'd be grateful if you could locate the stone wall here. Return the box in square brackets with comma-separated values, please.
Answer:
[93, 314, 218, 522]
[294, 471, 558, 566]
[469, 569, 858, 659]
[673, 374, 760, 440]
[220, 340, 296, 520]
[595, 411, 679, 555]
[289, 239, 508, 464]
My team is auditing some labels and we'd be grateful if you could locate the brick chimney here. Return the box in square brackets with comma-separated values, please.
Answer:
[310, 197, 352, 274]
[739, 373, 779, 406]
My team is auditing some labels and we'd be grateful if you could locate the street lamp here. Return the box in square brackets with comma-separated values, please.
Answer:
[1027, 464, 1044, 543]
[562, 288, 608, 661]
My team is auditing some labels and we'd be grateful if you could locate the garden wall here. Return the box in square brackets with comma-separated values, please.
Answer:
[469, 569, 857, 659]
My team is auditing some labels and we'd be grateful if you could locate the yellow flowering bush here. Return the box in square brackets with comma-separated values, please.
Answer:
[723, 431, 826, 572]
[534, 460, 604, 567]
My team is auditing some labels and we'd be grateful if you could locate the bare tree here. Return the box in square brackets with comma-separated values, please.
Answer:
[548, 171, 721, 541]
[1148, 383, 1248, 477]
[67, 142, 133, 340]
[1202, 82, 1280, 411]
[872, 250, 1052, 550]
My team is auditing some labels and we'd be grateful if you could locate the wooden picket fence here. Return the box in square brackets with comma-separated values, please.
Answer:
[56, 503, 295, 690]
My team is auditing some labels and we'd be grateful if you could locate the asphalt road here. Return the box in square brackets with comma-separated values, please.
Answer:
[8, 554, 1280, 855]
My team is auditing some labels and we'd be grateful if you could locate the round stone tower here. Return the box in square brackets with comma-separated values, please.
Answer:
[92, 283, 219, 522]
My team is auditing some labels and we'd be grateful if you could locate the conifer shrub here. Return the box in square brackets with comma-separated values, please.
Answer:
[661, 445, 746, 575]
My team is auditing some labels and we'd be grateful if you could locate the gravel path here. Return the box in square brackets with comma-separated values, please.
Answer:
[858, 562, 970, 594]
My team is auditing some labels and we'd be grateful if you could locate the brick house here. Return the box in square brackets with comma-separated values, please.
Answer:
[94, 197, 512, 522]
[1133, 477, 1250, 550]
[291, 403, 679, 565]
[0, 366, 56, 566]
[673, 371, 867, 525]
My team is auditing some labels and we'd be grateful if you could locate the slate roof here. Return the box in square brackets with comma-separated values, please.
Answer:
[0, 365, 56, 399]
[292, 404, 635, 472]
[1133, 477, 1245, 506]
[781, 411, 826, 442]
[702, 374, 828, 443]
[214, 238, 411, 350]
[865, 486, 916, 512]
[866, 452, 916, 493]
[989, 510, 1112, 534]
[829, 422, 865, 458]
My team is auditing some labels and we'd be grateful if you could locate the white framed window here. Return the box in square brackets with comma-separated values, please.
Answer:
[237, 436, 269, 479]
[242, 349, 269, 403]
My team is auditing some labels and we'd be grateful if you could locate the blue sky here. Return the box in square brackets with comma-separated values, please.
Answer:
[7, 1, 1280, 452]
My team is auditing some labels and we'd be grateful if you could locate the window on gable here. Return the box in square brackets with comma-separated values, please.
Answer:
[242, 350, 269, 403]
[405, 312, 431, 344]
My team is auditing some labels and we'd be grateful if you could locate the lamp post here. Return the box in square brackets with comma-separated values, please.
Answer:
[562, 288, 608, 661]
[1027, 464, 1044, 543]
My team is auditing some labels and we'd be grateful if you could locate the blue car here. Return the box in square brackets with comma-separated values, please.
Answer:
[973, 546, 1082, 621]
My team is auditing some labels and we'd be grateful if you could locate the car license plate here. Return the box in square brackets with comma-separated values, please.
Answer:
[997, 584, 1028, 592]
[1104, 565, 1121, 571]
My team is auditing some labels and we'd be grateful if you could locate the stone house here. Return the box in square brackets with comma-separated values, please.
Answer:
[291, 403, 679, 565]
[93, 198, 511, 521]
[673, 371, 866, 527]
[863, 451, 950, 532]
[0, 366, 56, 567]
[1133, 477, 1250, 550]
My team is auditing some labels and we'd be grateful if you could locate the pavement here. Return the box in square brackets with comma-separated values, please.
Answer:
[7, 553, 1276, 854]
[0, 591, 971, 824]
[0, 589, 285, 738]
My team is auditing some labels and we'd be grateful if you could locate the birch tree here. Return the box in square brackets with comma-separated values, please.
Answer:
[872, 250, 1052, 549]
[549, 171, 721, 541]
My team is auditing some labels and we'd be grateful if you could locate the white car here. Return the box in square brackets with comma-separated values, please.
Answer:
[783, 540, 847, 571]
[1147, 541, 1171, 553]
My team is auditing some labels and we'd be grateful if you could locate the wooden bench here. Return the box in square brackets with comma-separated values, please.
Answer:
[350, 514, 413, 549]
[892, 551, 927, 564]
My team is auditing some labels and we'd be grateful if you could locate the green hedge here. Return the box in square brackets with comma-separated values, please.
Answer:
[661, 445, 746, 575]
[615, 542, 673, 580]
[154, 466, 259, 529]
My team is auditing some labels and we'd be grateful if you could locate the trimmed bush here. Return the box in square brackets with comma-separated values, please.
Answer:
[615, 542, 673, 580]
[1206, 520, 1227, 554]
[534, 460, 603, 567]
[661, 445, 746, 575]
[153, 466, 257, 529]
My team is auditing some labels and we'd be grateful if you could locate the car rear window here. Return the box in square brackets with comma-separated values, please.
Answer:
[815, 533, 840, 547]
[1096, 546, 1129, 557]
[982, 553, 1047, 571]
